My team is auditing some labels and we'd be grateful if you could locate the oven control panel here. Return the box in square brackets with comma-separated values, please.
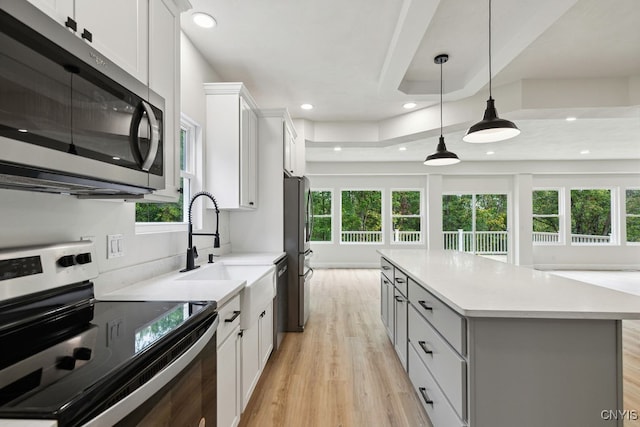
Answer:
[0, 241, 98, 301]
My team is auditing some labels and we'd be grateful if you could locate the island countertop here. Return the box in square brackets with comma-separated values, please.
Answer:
[378, 249, 640, 320]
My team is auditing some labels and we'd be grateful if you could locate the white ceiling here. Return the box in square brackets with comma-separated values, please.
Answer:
[180, 0, 640, 163]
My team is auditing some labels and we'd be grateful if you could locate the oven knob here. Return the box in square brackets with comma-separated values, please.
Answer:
[57, 356, 76, 370]
[57, 255, 76, 268]
[75, 252, 92, 265]
[73, 347, 92, 361]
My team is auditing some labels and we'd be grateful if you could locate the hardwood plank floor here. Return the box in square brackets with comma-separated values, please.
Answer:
[238, 269, 431, 427]
[238, 269, 640, 427]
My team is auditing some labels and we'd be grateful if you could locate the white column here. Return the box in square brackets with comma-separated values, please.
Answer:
[513, 174, 533, 267]
[426, 174, 443, 250]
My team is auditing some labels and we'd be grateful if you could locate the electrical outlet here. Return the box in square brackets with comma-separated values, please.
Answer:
[107, 234, 124, 259]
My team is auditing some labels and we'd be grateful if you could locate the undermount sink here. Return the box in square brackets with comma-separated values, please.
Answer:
[178, 262, 276, 328]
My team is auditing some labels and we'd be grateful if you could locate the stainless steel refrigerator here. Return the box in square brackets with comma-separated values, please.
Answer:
[284, 175, 313, 332]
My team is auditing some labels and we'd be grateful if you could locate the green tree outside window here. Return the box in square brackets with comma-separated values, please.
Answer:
[341, 190, 382, 243]
[626, 189, 640, 243]
[311, 190, 332, 242]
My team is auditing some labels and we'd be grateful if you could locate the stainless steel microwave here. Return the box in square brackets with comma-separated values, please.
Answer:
[0, 1, 165, 197]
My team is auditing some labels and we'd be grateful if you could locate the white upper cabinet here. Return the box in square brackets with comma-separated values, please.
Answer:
[143, 0, 181, 202]
[204, 83, 259, 210]
[27, 0, 149, 84]
[283, 121, 297, 176]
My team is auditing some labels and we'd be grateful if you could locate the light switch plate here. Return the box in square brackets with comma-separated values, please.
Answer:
[107, 234, 124, 259]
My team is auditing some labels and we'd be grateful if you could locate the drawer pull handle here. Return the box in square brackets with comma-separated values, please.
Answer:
[418, 300, 433, 311]
[418, 387, 434, 405]
[382, 265, 391, 270]
[383, 279, 389, 284]
[395, 277, 406, 284]
[225, 310, 241, 322]
[395, 296, 404, 303]
[418, 340, 433, 355]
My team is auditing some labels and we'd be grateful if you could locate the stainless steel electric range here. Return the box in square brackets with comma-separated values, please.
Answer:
[0, 241, 218, 426]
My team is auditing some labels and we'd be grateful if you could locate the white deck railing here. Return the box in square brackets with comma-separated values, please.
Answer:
[393, 230, 421, 243]
[571, 233, 611, 244]
[532, 232, 611, 244]
[341, 231, 382, 243]
[443, 230, 508, 254]
[532, 232, 560, 243]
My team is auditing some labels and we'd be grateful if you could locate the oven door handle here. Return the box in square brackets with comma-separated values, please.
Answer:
[129, 100, 160, 172]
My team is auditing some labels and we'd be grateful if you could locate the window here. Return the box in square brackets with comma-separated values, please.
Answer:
[135, 122, 196, 223]
[391, 190, 422, 243]
[310, 190, 332, 242]
[442, 194, 508, 255]
[570, 189, 612, 244]
[340, 190, 382, 243]
[532, 190, 561, 244]
[627, 189, 640, 243]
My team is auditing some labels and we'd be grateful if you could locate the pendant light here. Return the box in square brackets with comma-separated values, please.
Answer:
[463, 0, 520, 143]
[424, 54, 460, 166]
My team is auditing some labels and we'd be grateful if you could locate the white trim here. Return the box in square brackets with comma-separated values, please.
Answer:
[310, 189, 333, 243]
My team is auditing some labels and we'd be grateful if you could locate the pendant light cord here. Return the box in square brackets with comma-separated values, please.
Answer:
[440, 58, 443, 137]
[488, 0, 493, 100]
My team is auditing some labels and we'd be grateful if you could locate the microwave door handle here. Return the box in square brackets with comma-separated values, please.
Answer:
[140, 101, 160, 171]
[129, 101, 160, 172]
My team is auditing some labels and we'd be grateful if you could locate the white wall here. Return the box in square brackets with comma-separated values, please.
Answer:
[0, 33, 226, 295]
[307, 164, 640, 270]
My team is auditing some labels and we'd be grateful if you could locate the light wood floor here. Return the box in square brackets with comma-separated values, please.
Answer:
[238, 269, 431, 427]
[238, 269, 640, 427]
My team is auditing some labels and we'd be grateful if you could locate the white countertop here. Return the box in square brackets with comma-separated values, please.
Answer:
[378, 249, 640, 320]
[98, 252, 284, 307]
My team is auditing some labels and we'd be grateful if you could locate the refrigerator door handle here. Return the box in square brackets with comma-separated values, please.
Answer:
[304, 268, 314, 281]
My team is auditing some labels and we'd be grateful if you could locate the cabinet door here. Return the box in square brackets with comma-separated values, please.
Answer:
[141, 0, 180, 202]
[75, 0, 148, 84]
[387, 282, 395, 342]
[241, 321, 260, 411]
[218, 327, 242, 427]
[259, 301, 274, 368]
[394, 289, 408, 370]
[283, 123, 296, 176]
[26, 0, 74, 25]
[381, 276, 389, 327]
[239, 97, 258, 209]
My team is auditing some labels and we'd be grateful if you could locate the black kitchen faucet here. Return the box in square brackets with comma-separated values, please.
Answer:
[181, 191, 220, 272]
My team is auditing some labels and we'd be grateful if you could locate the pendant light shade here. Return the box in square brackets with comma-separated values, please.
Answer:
[463, 0, 519, 143]
[424, 54, 460, 166]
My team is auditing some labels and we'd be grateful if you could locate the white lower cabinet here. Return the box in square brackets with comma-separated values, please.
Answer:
[241, 299, 274, 411]
[218, 325, 242, 427]
[217, 294, 242, 427]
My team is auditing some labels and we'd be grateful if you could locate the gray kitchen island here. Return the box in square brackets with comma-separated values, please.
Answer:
[379, 249, 640, 427]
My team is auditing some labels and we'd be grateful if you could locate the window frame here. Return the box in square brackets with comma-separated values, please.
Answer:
[310, 189, 334, 244]
[135, 114, 201, 234]
[532, 188, 563, 246]
[339, 188, 384, 245]
[626, 188, 640, 245]
[569, 187, 616, 246]
[390, 188, 423, 244]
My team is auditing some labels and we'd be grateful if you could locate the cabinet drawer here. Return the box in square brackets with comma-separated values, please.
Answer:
[217, 294, 241, 346]
[409, 278, 466, 355]
[409, 305, 466, 420]
[380, 257, 393, 281]
[393, 267, 408, 297]
[408, 344, 466, 427]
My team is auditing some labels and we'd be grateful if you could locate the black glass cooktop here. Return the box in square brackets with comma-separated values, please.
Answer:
[0, 282, 216, 425]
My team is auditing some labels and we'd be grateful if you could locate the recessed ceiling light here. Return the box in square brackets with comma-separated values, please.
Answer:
[399, 147, 407, 151]
[17, 129, 28, 133]
[486, 151, 495, 155]
[403, 102, 417, 109]
[580, 149, 590, 155]
[112, 156, 121, 160]
[334, 146, 342, 151]
[300, 104, 314, 110]
[192, 12, 216, 28]
[566, 117, 577, 122]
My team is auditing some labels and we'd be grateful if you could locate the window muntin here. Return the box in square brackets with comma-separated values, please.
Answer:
[340, 190, 382, 244]
[532, 190, 561, 244]
[311, 190, 332, 242]
[626, 189, 640, 243]
[391, 190, 422, 243]
[570, 189, 612, 245]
